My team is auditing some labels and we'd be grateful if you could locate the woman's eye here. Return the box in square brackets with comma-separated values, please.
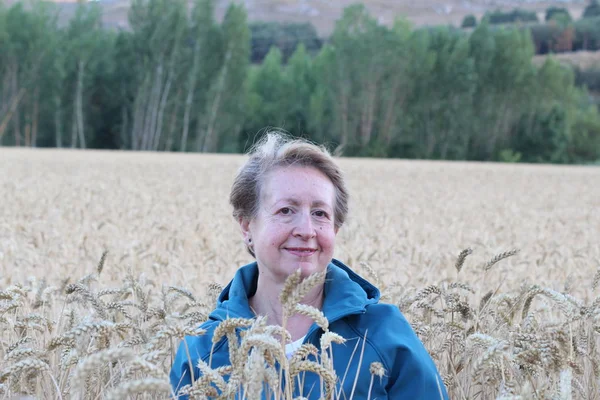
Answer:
[314, 210, 328, 218]
[280, 207, 292, 215]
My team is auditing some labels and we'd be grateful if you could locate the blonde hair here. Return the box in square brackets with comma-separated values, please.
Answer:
[230, 131, 349, 256]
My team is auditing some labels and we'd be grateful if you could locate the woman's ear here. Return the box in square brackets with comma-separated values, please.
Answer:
[239, 216, 252, 243]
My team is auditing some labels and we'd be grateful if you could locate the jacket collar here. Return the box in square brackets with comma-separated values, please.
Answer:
[210, 258, 380, 323]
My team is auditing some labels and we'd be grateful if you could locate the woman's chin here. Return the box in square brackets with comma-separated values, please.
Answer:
[290, 261, 325, 279]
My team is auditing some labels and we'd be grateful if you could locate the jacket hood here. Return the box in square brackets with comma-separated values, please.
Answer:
[210, 258, 380, 322]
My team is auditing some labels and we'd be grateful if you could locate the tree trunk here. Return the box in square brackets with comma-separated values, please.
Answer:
[142, 63, 163, 150]
[152, 66, 174, 151]
[24, 114, 31, 147]
[120, 105, 128, 149]
[31, 86, 39, 147]
[181, 40, 201, 152]
[0, 68, 13, 116]
[71, 110, 78, 148]
[381, 76, 403, 146]
[203, 49, 232, 153]
[336, 62, 350, 148]
[12, 68, 21, 146]
[55, 96, 63, 148]
[76, 59, 86, 149]
[165, 91, 181, 152]
[195, 114, 206, 152]
[359, 59, 379, 146]
[131, 78, 149, 150]
[0, 87, 26, 144]
[360, 79, 378, 146]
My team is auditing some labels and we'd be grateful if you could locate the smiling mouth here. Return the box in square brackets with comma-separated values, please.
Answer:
[285, 248, 317, 256]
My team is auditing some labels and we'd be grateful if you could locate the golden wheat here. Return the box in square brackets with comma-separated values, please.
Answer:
[1, 148, 599, 399]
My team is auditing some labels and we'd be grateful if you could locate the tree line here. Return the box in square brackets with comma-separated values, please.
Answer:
[459, 2, 600, 56]
[1, 0, 599, 163]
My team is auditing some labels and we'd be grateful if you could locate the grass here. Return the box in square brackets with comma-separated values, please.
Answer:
[1, 148, 599, 398]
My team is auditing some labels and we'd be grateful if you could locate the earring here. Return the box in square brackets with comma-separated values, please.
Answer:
[248, 238, 252, 244]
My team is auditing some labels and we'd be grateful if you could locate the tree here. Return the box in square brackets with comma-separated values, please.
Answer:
[128, 0, 187, 151]
[180, 0, 221, 152]
[484, 8, 538, 25]
[574, 16, 600, 50]
[406, 27, 475, 159]
[461, 15, 477, 28]
[468, 21, 536, 159]
[583, 0, 600, 18]
[545, 7, 572, 24]
[244, 48, 288, 135]
[65, 1, 104, 149]
[0, 1, 57, 147]
[319, 4, 393, 150]
[284, 44, 316, 138]
[249, 22, 321, 63]
[200, 3, 250, 153]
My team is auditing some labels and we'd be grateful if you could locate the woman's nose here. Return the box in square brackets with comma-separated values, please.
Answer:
[293, 213, 316, 238]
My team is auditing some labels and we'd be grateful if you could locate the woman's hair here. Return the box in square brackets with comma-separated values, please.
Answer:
[230, 131, 349, 256]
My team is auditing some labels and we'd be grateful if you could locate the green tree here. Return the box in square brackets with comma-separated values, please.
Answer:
[407, 27, 476, 159]
[461, 15, 477, 28]
[321, 4, 394, 150]
[245, 47, 289, 134]
[249, 22, 321, 63]
[574, 16, 600, 50]
[545, 7, 572, 24]
[65, 1, 105, 149]
[468, 22, 536, 159]
[0, 2, 56, 146]
[201, 3, 250, 153]
[180, 0, 222, 152]
[283, 44, 316, 137]
[128, 0, 187, 151]
[583, 0, 600, 18]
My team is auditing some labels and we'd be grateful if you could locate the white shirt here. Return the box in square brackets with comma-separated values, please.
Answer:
[285, 336, 306, 359]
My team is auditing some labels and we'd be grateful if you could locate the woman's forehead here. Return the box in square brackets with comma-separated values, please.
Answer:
[261, 166, 335, 205]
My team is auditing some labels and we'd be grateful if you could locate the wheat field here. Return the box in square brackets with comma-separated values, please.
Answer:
[1, 148, 599, 399]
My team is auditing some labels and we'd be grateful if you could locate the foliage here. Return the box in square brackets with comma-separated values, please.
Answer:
[0, 1, 599, 164]
[545, 6, 572, 24]
[461, 14, 477, 28]
[573, 16, 600, 51]
[483, 8, 538, 25]
[574, 66, 600, 92]
[582, 0, 600, 19]
[528, 22, 574, 54]
[249, 22, 322, 63]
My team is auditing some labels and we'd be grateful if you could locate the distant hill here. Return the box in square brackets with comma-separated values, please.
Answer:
[7, 0, 588, 35]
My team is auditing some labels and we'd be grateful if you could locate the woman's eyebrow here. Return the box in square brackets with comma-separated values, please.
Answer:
[275, 198, 332, 209]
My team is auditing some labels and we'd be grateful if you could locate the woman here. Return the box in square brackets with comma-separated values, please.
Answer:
[170, 133, 448, 399]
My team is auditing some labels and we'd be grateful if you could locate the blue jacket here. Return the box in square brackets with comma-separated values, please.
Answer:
[170, 259, 449, 399]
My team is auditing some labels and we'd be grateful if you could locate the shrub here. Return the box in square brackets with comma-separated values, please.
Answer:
[461, 14, 477, 28]
[574, 66, 600, 92]
[249, 22, 322, 63]
[528, 23, 573, 54]
[484, 8, 538, 25]
[583, 0, 600, 18]
[545, 7, 572, 24]
[573, 16, 600, 50]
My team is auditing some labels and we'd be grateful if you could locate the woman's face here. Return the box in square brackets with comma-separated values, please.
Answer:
[240, 166, 338, 282]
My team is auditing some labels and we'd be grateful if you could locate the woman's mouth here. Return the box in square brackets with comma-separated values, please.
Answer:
[285, 247, 317, 257]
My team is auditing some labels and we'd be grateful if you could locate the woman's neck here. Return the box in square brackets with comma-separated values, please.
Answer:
[249, 274, 325, 341]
